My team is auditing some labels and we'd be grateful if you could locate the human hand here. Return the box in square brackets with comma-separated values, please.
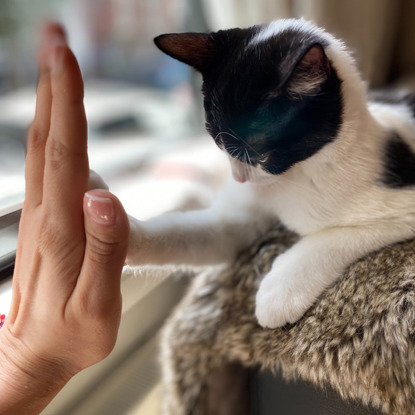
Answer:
[0, 23, 129, 414]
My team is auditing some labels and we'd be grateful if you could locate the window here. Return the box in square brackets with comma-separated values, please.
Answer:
[0, 0, 205, 215]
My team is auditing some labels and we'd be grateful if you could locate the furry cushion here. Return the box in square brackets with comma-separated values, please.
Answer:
[160, 224, 415, 415]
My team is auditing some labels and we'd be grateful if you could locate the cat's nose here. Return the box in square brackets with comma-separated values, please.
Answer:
[229, 157, 249, 183]
[233, 171, 248, 183]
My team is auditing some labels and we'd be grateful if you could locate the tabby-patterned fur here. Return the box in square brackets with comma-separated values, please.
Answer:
[161, 224, 415, 414]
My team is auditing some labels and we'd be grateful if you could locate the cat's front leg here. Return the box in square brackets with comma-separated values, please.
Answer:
[255, 223, 415, 328]
[127, 207, 272, 266]
[126, 181, 272, 266]
[255, 238, 338, 328]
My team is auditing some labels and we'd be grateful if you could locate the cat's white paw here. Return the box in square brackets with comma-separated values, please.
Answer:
[255, 277, 312, 328]
[255, 253, 323, 328]
[125, 216, 151, 266]
[88, 169, 109, 191]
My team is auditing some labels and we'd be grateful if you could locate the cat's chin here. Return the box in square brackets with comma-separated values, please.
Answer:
[231, 171, 276, 186]
[231, 167, 279, 186]
[231, 173, 280, 186]
[229, 158, 279, 186]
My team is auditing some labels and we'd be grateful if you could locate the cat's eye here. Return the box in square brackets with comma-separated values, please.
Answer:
[258, 152, 272, 164]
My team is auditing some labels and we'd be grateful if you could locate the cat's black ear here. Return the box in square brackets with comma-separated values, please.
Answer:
[154, 33, 216, 72]
[285, 44, 331, 98]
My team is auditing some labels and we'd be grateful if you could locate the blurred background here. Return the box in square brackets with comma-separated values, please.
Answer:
[1, 1, 415, 414]
[1, 0, 415, 217]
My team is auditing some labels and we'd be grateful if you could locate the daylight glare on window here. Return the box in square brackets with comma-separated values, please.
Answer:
[0, 0, 202, 216]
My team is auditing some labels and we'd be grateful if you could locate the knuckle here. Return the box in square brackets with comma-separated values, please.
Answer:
[27, 124, 46, 155]
[38, 216, 81, 259]
[86, 229, 119, 265]
[46, 135, 85, 168]
[38, 219, 62, 253]
[46, 136, 68, 167]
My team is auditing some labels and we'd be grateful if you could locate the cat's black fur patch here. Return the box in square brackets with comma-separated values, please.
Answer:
[201, 27, 343, 175]
[382, 132, 415, 188]
[155, 24, 344, 175]
[370, 90, 415, 118]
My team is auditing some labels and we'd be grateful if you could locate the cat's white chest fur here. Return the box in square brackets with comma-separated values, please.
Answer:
[251, 180, 327, 235]
[228, 155, 332, 235]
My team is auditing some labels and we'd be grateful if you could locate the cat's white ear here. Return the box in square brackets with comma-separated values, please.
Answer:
[285, 44, 331, 98]
[154, 33, 215, 72]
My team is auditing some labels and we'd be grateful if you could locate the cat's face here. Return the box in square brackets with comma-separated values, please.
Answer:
[155, 19, 343, 184]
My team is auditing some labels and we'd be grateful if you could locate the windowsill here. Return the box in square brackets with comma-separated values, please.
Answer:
[0, 278, 12, 317]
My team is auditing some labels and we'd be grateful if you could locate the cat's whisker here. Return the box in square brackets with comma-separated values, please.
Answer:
[213, 132, 224, 142]
[216, 130, 263, 162]
[231, 148, 242, 159]
[226, 145, 240, 155]
[228, 129, 263, 159]
[234, 148, 245, 163]
[230, 131, 262, 159]
[245, 147, 254, 167]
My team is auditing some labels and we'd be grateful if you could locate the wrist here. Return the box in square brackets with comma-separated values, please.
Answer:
[0, 326, 74, 414]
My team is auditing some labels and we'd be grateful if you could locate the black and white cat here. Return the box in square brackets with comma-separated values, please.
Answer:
[125, 19, 415, 328]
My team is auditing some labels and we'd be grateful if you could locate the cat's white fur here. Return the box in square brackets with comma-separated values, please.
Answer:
[125, 19, 415, 328]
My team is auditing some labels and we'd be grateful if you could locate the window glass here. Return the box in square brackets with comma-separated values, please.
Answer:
[0, 0, 204, 216]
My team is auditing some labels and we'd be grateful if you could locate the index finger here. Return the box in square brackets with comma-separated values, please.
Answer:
[43, 39, 89, 224]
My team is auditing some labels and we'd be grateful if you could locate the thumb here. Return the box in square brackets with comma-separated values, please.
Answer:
[78, 189, 130, 309]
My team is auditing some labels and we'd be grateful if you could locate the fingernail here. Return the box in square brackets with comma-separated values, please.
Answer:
[85, 191, 115, 225]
